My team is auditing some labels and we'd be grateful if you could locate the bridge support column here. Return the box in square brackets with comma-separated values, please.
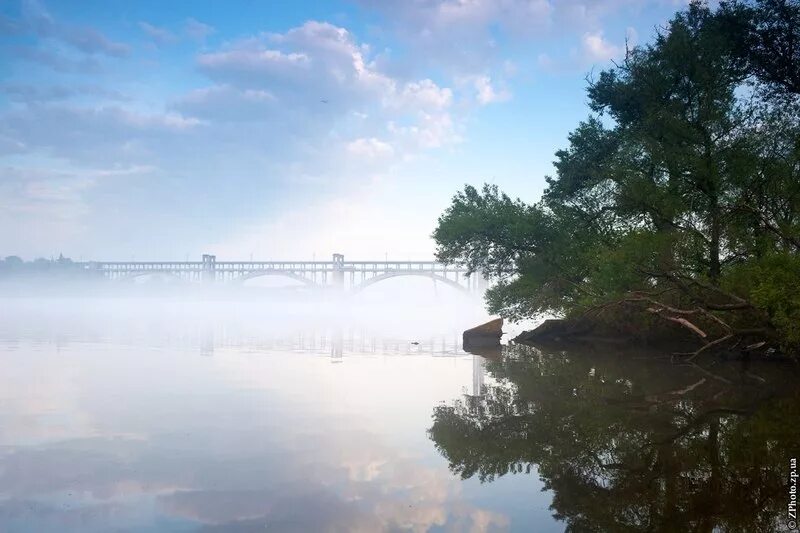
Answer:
[202, 254, 216, 284]
[332, 253, 344, 290]
[474, 270, 489, 293]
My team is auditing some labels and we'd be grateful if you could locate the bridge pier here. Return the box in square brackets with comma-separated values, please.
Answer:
[202, 254, 216, 284]
[332, 253, 344, 290]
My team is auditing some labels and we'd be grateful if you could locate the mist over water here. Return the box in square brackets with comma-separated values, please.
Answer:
[0, 275, 494, 343]
[1, 280, 799, 532]
[0, 286, 549, 532]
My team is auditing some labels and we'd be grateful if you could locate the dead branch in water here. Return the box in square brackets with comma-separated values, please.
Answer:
[621, 291, 768, 359]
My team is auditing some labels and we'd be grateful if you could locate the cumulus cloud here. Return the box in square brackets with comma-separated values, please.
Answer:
[191, 20, 461, 158]
[389, 79, 453, 111]
[196, 21, 396, 114]
[198, 48, 311, 82]
[388, 112, 460, 150]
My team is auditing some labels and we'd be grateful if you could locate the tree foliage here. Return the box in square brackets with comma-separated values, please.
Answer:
[434, 0, 800, 355]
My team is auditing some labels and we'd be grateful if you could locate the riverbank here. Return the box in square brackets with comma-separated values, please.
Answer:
[511, 314, 792, 361]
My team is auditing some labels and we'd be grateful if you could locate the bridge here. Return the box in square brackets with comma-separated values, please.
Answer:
[81, 254, 484, 293]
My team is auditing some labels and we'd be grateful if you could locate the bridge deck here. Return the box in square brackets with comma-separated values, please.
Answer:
[80, 261, 469, 273]
[77, 257, 482, 291]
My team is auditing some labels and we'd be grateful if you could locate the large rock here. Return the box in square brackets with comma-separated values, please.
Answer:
[513, 318, 588, 343]
[514, 316, 667, 346]
[463, 318, 503, 353]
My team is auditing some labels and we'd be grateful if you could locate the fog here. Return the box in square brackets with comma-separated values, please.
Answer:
[0, 275, 504, 348]
[0, 277, 554, 533]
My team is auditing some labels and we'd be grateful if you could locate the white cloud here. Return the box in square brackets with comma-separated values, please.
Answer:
[0, 105, 202, 165]
[6, 1, 669, 258]
[388, 112, 461, 150]
[192, 21, 461, 158]
[581, 30, 623, 62]
[390, 79, 453, 111]
[356, 0, 554, 40]
[472, 75, 511, 105]
[0, 15, 476, 257]
[346, 137, 394, 159]
[353, 0, 649, 74]
[174, 85, 276, 122]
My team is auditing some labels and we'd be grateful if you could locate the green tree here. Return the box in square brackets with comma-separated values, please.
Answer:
[724, 0, 800, 98]
[434, 0, 800, 355]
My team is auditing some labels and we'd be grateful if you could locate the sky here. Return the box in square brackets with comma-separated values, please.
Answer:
[0, 0, 689, 261]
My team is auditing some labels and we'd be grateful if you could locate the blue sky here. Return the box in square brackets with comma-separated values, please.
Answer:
[0, 0, 688, 261]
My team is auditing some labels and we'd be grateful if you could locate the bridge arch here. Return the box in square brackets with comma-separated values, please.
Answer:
[351, 271, 469, 294]
[116, 271, 190, 283]
[232, 270, 319, 287]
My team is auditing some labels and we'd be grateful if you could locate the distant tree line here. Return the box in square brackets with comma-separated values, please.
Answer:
[434, 1, 800, 356]
[0, 254, 92, 279]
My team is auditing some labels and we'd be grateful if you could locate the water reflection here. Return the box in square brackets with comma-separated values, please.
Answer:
[430, 343, 800, 532]
[0, 300, 522, 533]
[8, 297, 796, 531]
[0, 299, 468, 359]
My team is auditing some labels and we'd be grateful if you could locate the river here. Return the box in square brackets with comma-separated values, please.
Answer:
[0, 297, 797, 532]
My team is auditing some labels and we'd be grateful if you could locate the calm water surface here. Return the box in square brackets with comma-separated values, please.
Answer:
[0, 298, 798, 532]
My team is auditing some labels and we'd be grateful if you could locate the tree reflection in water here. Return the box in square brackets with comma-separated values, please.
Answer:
[429, 344, 800, 532]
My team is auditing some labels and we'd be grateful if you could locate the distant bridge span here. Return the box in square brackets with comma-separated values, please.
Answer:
[80, 254, 485, 293]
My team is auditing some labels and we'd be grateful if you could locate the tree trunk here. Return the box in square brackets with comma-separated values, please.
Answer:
[709, 208, 721, 283]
